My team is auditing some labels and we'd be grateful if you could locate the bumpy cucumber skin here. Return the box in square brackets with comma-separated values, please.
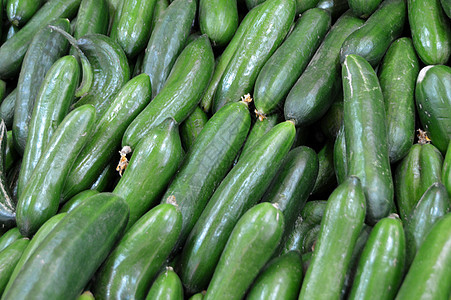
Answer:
[0, 238, 29, 295]
[73, 0, 109, 39]
[0, 227, 22, 253]
[59, 190, 99, 213]
[199, 0, 238, 47]
[6, 0, 43, 27]
[204, 203, 285, 300]
[0, 121, 15, 229]
[180, 106, 208, 152]
[145, 267, 184, 300]
[443, 141, 451, 197]
[348, 0, 381, 18]
[379, 38, 419, 163]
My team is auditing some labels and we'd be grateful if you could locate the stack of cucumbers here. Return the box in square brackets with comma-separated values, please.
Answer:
[0, 0, 449, 298]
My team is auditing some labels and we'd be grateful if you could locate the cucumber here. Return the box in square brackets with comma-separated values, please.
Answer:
[348, 215, 405, 300]
[145, 267, 184, 300]
[443, 141, 451, 197]
[379, 38, 419, 163]
[245, 0, 264, 9]
[0, 89, 16, 129]
[150, 0, 168, 30]
[0, 122, 15, 229]
[13, 18, 70, 154]
[298, 177, 366, 300]
[0, 238, 29, 296]
[106, 0, 121, 32]
[63, 73, 152, 200]
[123, 36, 214, 149]
[441, 0, 451, 18]
[408, 0, 451, 65]
[73, 0, 109, 39]
[394, 143, 443, 221]
[204, 203, 285, 300]
[59, 190, 99, 213]
[333, 125, 347, 186]
[141, 0, 196, 98]
[93, 203, 182, 300]
[6, 160, 20, 203]
[302, 225, 320, 253]
[161, 101, 251, 248]
[180, 106, 208, 152]
[199, 0, 238, 46]
[312, 142, 337, 196]
[319, 100, 343, 140]
[343, 54, 394, 225]
[5, 131, 18, 172]
[18, 55, 80, 199]
[254, 8, 331, 116]
[415, 65, 451, 153]
[396, 213, 451, 300]
[316, 0, 349, 19]
[114, 118, 183, 230]
[3, 193, 129, 300]
[246, 251, 302, 300]
[348, 0, 381, 18]
[295, 0, 321, 14]
[6, 0, 44, 27]
[77, 292, 94, 300]
[0, 228, 22, 252]
[90, 162, 118, 192]
[284, 13, 364, 127]
[189, 293, 205, 300]
[5, 25, 19, 41]
[16, 105, 95, 237]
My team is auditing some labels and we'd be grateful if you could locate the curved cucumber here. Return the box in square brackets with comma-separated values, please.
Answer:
[0, 89, 16, 129]
[59, 190, 99, 213]
[0, 122, 15, 229]
[312, 141, 337, 196]
[6, 0, 44, 27]
[145, 267, 184, 300]
[73, 0, 109, 39]
[442, 0, 451, 18]
[90, 162, 118, 192]
[348, 0, 381, 18]
[443, 141, 451, 197]
[0, 238, 29, 296]
[0, 228, 22, 253]
[180, 106, 208, 152]
[199, 0, 238, 47]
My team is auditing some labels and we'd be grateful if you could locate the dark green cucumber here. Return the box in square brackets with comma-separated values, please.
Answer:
[408, 0, 451, 65]
[343, 54, 394, 225]
[0, 0, 80, 79]
[145, 267, 184, 300]
[189, 293, 205, 300]
[312, 141, 337, 196]
[443, 141, 451, 197]
[180, 120, 295, 293]
[348, 215, 405, 300]
[245, 0, 264, 9]
[59, 190, 99, 213]
[212, 0, 295, 113]
[161, 101, 251, 248]
[142, 0, 196, 98]
[0, 238, 29, 296]
[415, 65, 451, 153]
[333, 125, 347, 185]
[254, 8, 331, 116]
[204, 203, 285, 300]
[316, 0, 349, 19]
[348, 0, 381, 18]
[379, 38, 419, 163]
[298, 177, 366, 300]
[63, 74, 152, 200]
[301, 225, 320, 253]
[0, 228, 22, 252]
[6, 0, 44, 27]
[199, 0, 238, 46]
[16, 105, 95, 237]
[246, 251, 302, 300]
[0, 89, 16, 129]
[106, 0, 122, 32]
[0, 122, 15, 229]
[441, 0, 451, 18]
[73, 0, 109, 39]
[18, 55, 80, 198]
[284, 13, 364, 127]
[180, 106, 208, 152]
[295, 0, 321, 14]
[404, 183, 450, 266]
[319, 100, 343, 140]
[114, 118, 183, 230]
[3, 193, 129, 300]
[5, 131, 18, 173]
[132, 53, 144, 78]
[340, 0, 406, 67]
[123, 36, 214, 149]
[0, 81, 5, 103]
[394, 143, 443, 221]
[94, 203, 182, 300]
[396, 213, 451, 300]
[150, 0, 168, 30]
[6, 160, 20, 203]
[13, 18, 70, 154]
[110, 0, 157, 58]
[90, 162, 118, 192]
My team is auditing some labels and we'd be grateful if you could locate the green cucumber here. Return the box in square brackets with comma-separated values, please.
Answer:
[298, 177, 366, 300]
[316, 0, 349, 19]
[284, 13, 364, 127]
[443, 141, 451, 197]
[13, 18, 70, 154]
[348, 0, 381, 18]
[145, 267, 184, 300]
[199, 0, 238, 46]
[312, 142, 337, 196]
[106, 0, 122, 32]
[204, 203, 285, 300]
[415, 65, 451, 153]
[301, 252, 312, 274]
[94, 203, 182, 300]
[0, 89, 16, 129]
[295, 0, 321, 14]
[5, 25, 19, 41]
[379, 37, 419, 163]
[150, 0, 168, 30]
[348, 215, 405, 300]
[3, 193, 129, 300]
[189, 293, 205, 300]
[161, 101, 251, 248]
[180, 120, 295, 293]
[132, 53, 144, 78]
[180, 106, 208, 152]
[73, 0, 109, 39]
[6, 0, 44, 27]
[59, 190, 99, 213]
[394, 143, 443, 221]
[114, 118, 183, 230]
[340, 0, 406, 67]
[254, 8, 331, 116]
[16, 105, 95, 237]
[6, 160, 20, 203]
[5, 131, 18, 173]
[408, 0, 451, 65]
[90, 162, 118, 192]
[0, 228, 22, 252]
[123, 36, 214, 149]
[343, 54, 394, 225]
[245, 0, 264, 9]
[319, 100, 343, 140]
[141, 0, 196, 98]
[333, 125, 347, 186]
[0, 81, 5, 102]
[246, 251, 302, 300]
[77, 292, 94, 300]
[441, 0, 451, 18]
[0, 122, 15, 229]
[302, 225, 320, 253]
[0, 238, 29, 296]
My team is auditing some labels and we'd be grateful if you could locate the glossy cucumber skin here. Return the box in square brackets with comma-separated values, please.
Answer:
[180, 121, 295, 293]
[284, 13, 364, 127]
[408, 0, 451, 65]
[298, 177, 366, 300]
[142, 0, 196, 98]
[59, 190, 99, 213]
[0, 122, 15, 229]
[415, 65, 451, 153]
[394, 143, 443, 221]
[0, 89, 16, 129]
[343, 54, 394, 225]
[94, 204, 181, 300]
[114, 119, 183, 230]
[396, 213, 451, 300]
[333, 126, 348, 184]
[123, 36, 214, 149]
[13, 18, 70, 154]
[348, 216, 405, 300]
[204, 203, 285, 300]
[379, 38, 419, 163]
[63, 74, 151, 200]
[5, 131, 18, 173]
[340, 0, 406, 67]
[348, 0, 381, 18]
[145, 267, 184, 300]
[90, 162, 117, 192]
[16, 105, 95, 237]
[73, 0, 109, 39]
[442, 0, 451, 18]
[18, 55, 80, 199]
[295, 0, 320, 14]
[254, 8, 331, 115]
[161, 102, 251, 248]
[150, 0, 168, 30]
[312, 141, 336, 196]
[443, 141, 451, 197]
[0, 228, 22, 253]
[0, 0, 80, 79]
[180, 106, 208, 152]
[3, 193, 129, 300]
[6, 0, 43, 26]
[0, 238, 29, 296]
[316, 0, 349, 19]
[199, 0, 238, 47]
